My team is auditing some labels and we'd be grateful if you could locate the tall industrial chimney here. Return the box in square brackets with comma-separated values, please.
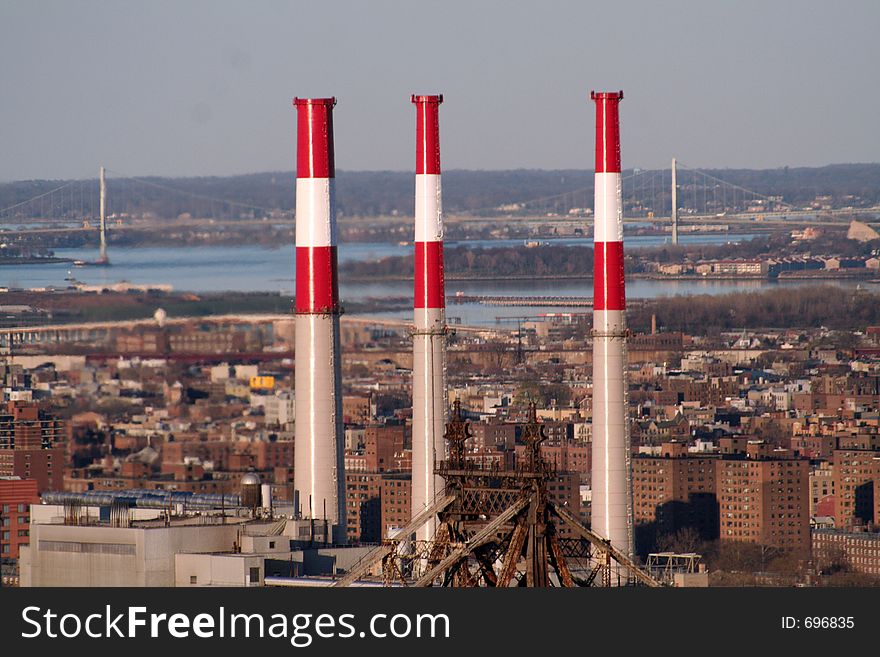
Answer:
[590, 90, 633, 562]
[410, 94, 448, 543]
[293, 97, 346, 543]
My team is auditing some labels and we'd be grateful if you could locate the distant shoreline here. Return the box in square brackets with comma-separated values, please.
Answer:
[0, 257, 72, 266]
[345, 273, 595, 282]
[346, 271, 880, 283]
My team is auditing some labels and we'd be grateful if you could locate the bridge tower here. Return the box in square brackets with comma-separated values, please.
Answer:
[98, 166, 109, 265]
[671, 157, 679, 245]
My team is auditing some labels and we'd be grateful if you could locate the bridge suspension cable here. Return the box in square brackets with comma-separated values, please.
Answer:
[104, 168, 294, 217]
[675, 161, 793, 210]
[0, 180, 80, 217]
[452, 162, 796, 221]
[456, 168, 659, 217]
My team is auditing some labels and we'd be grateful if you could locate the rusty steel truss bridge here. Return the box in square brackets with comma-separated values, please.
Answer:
[335, 402, 661, 588]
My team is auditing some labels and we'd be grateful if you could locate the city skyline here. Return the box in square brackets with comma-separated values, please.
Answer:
[2, 0, 879, 181]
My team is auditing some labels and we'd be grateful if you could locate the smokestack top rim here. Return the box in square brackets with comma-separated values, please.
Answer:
[590, 90, 624, 101]
[411, 94, 444, 104]
[293, 97, 337, 107]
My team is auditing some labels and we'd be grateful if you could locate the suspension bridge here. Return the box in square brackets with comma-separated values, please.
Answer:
[448, 160, 880, 238]
[1, 163, 877, 248]
[0, 167, 290, 229]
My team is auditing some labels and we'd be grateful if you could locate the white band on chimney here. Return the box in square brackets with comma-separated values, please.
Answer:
[296, 178, 336, 247]
[415, 174, 443, 242]
[594, 173, 623, 242]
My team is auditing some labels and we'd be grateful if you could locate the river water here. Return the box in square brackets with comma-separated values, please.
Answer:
[2, 234, 874, 325]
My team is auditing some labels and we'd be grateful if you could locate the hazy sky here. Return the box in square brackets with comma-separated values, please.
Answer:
[1, 0, 878, 180]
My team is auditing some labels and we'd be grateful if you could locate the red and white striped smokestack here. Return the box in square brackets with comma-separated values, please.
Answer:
[293, 97, 346, 543]
[590, 90, 633, 560]
[411, 94, 447, 543]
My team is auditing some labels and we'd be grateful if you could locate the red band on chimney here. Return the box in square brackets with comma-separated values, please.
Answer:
[414, 241, 445, 309]
[295, 246, 339, 313]
[590, 91, 623, 174]
[412, 95, 443, 175]
[294, 97, 336, 179]
[593, 241, 626, 311]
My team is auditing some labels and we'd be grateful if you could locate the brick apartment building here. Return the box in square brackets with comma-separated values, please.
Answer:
[0, 477, 40, 560]
[547, 472, 582, 536]
[0, 401, 66, 493]
[832, 449, 880, 528]
[633, 441, 718, 552]
[632, 440, 809, 554]
[515, 443, 590, 476]
[346, 472, 384, 543]
[809, 460, 835, 518]
[342, 395, 372, 425]
[364, 425, 406, 473]
[345, 471, 412, 543]
[379, 473, 412, 537]
[716, 442, 809, 552]
[471, 421, 517, 451]
[813, 529, 880, 577]
[345, 425, 411, 543]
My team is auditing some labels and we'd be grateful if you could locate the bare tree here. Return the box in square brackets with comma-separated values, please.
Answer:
[657, 527, 702, 554]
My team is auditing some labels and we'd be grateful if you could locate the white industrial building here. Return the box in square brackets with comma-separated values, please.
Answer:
[20, 499, 372, 587]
